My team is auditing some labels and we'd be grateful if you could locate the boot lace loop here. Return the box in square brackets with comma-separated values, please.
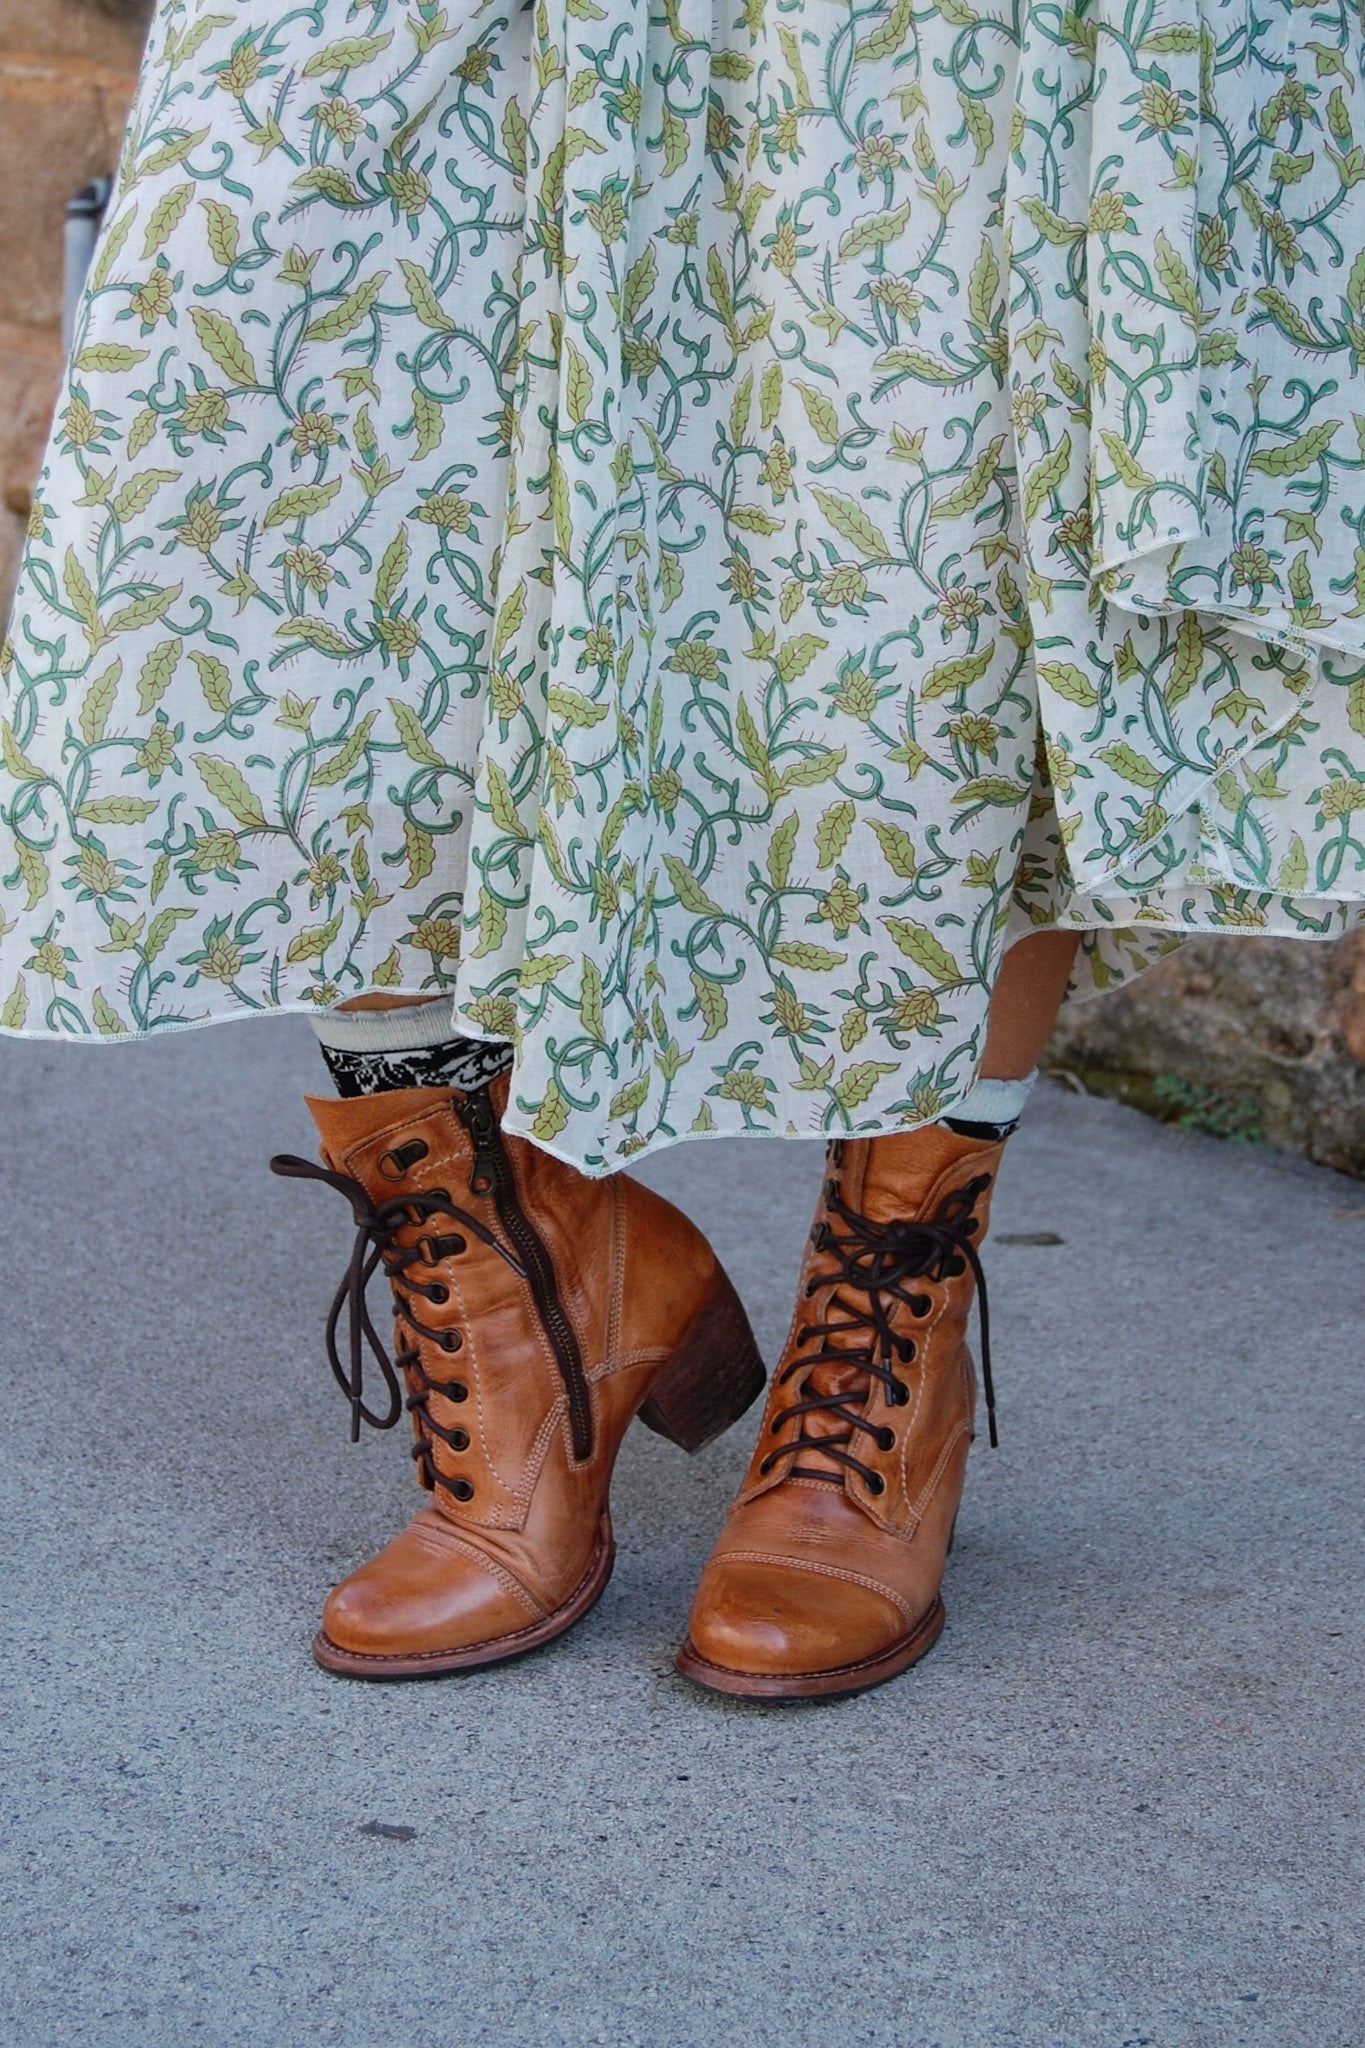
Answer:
[760, 1174, 996, 1491]
[268, 1154, 526, 1480]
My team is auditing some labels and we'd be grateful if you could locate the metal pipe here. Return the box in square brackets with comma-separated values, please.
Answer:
[63, 178, 112, 355]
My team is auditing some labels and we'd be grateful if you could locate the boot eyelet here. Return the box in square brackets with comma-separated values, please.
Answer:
[427, 1283, 450, 1304]
[889, 1380, 908, 1406]
[422, 1234, 465, 1262]
[450, 1429, 470, 1451]
[876, 1427, 895, 1452]
[759, 1455, 775, 1476]
[447, 1381, 468, 1402]
[450, 1478, 475, 1502]
[437, 1330, 463, 1353]
[378, 1138, 429, 1180]
[865, 1474, 886, 1496]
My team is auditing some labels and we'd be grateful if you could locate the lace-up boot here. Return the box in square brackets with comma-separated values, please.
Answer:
[677, 1122, 1005, 1701]
[273, 1075, 764, 1678]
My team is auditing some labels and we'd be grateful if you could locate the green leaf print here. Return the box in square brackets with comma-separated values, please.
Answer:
[1, 724, 43, 783]
[285, 915, 344, 965]
[775, 637, 828, 685]
[664, 855, 724, 918]
[1248, 421, 1341, 477]
[403, 822, 436, 888]
[276, 617, 356, 658]
[836, 1062, 900, 1111]
[72, 345, 149, 374]
[838, 204, 912, 260]
[883, 919, 966, 986]
[814, 801, 855, 868]
[1166, 613, 1205, 710]
[78, 797, 158, 825]
[531, 1082, 571, 1142]
[390, 701, 445, 768]
[484, 761, 525, 837]
[137, 639, 181, 715]
[1098, 432, 1156, 492]
[375, 530, 410, 610]
[304, 273, 389, 345]
[1023, 435, 1073, 523]
[301, 32, 393, 76]
[1097, 743, 1165, 791]
[398, 261, 455, 335]
[15, 844, 48, 911]
[767, 812, 799, 890]
[193, 754, 269, 828]
[929, 437, 1005, 522]
[112, 471, 177, 521]
[1038, 662, 1100, 709]
[868, 820, 917, 878]
[793, 383, 840, 448]
[108, 585, 181, 637]
[78, 662, 122, 745]
[1, 978, 28, 1032]
[690, 970, 729, 1042]
[770, 942, 847, 971]
[565, 338, 594, 425]
[810, 488, 891, 560]
[189, 307, 258, 387]
[921, 645, 996, 700]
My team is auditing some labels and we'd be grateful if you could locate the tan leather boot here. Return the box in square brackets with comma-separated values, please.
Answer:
[272, 1076, 764, 1678]
[677, 1122, 1004, 1702]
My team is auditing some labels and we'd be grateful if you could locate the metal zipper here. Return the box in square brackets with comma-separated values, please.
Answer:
[455, 1090, 595, 1462]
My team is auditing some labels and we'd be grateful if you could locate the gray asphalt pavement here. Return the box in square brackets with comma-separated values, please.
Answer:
[0, 1018, 1361, 2048]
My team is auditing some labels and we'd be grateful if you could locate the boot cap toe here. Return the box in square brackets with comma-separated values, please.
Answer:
[686, 1554, 908, 1681]
[321, 1513, 537, 1662]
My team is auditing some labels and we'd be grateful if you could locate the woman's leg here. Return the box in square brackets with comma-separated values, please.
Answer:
[679, 929, 1082, 1702]
[978, 932, 1081, 1082]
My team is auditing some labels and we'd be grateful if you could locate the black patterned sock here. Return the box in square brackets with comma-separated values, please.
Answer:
[310, 995, 512, 1099]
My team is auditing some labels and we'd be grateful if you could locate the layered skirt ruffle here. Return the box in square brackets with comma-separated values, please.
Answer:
[3, 0, 1364, 1167]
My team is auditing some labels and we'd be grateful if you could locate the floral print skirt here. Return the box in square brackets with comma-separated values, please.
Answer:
[3, 0, 1365, 1171]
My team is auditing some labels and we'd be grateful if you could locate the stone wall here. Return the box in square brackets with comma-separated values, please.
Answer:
[1048, 934, 1365, 1178]
[3, 1, 1363, 1175]
[0, 0, 152, 612]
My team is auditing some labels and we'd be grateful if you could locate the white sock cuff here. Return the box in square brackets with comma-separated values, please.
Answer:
[949, 1067, 1037, 1127]
[310, 994, 458, 1056]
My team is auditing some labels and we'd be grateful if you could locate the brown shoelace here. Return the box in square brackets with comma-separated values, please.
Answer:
[269, 1151, 526, 1500]
[759, 1173, 996, 1494]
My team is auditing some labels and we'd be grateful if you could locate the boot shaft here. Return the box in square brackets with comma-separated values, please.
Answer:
[288, 1076, 740, 1539]
[736, 1122, 1007, 1530]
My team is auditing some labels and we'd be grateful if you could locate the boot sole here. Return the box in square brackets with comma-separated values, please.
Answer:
[311, 1514, 616, 1680]
[674, 1594, 946, 1704]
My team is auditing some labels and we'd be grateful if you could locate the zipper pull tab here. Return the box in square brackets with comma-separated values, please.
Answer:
[455, 1088, 498, 1192]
